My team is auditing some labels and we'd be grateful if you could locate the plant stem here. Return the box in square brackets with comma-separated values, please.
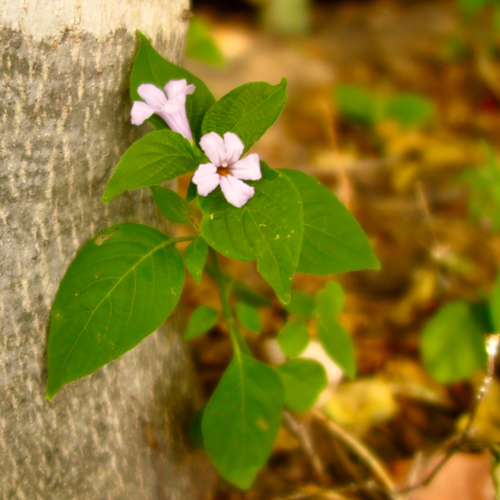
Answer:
[171, 235, 197, 244]
[208, 247, 250, 356]
[312, 409, 399, 497]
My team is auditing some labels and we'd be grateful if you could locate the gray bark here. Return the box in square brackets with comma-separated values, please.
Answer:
[0, 1, 214, 499]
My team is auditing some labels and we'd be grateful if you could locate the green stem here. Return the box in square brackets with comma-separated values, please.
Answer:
[208, 247, 250, 356]
[171, 235, 197, 244]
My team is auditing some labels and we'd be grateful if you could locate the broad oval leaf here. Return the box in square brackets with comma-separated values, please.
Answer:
[285, 290, 316, 319]
[103, 130, 199, 202]
[46, 223, 185, 400]
[234, 302, 261, 333]
[131, 31, 215, 140]
[276, 358, 328, 413]
[281, 169, 379, 275]
[317, 318, 356, 380]
[277, 319, 310, 357]
[315, 281, 344, 318]
[199, 163, 303, 304]
[421, 300, 488, 384]
[151, 186, 191, 225]
[316, 283, 356, 379]
[202, 354, 284, 489]
[201, 79, 287, 152]
[184, 237, 209, 284]
[185, 305, 218, 340]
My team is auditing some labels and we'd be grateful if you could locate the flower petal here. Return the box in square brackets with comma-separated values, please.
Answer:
[137, 84, 168, 110]
[200, 132, 226, 165]
[220, 175, 255, 208]
[192, 163, 220, 196]
[164, 79, 195, 100]
[159, 101, 193, 142]
[223, 132, 244, 165]
[130, 101, 156, 125]
[230, 154, 261, 181]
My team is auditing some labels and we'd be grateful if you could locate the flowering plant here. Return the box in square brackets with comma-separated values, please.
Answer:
[45, 32, 379, 489]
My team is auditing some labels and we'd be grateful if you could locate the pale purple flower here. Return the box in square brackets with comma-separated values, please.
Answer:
[130, 79, 195, 141]
[192, 132, 261, 208]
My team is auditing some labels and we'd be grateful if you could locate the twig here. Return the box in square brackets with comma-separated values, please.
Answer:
[283, 410, 328, 486]
[311, 409, 400, 498]
[330, 428, 369, 490]
[475, 46, 500, 103]
[415, 181, 441, 252]
[400, 333, 500, 494]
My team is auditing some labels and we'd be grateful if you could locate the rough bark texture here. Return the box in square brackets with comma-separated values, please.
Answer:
[0, 2, 214, 499]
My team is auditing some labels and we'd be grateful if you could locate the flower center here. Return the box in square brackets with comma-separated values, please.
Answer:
[217, 162, 230, 176]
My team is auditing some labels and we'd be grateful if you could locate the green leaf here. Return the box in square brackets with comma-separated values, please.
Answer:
[201, 79, 287, 153]
[462, 143, 500, 231]
[186, 17, 226, 68]
[102, 130, 199, 202]
[316, 283, 356, 379]
[384, 93, 433, 129]
[46, 223, 185, 400]
[231, 279, 272, 308]
[185, 305, 218, 340]
[277, 319, 310, 357]
[281, 169, 379, 275]
[316, 281, 345, 317]
[204, 263, 272, 308]
[151, 186, 191, 225]
[131, 31, 215, 140]
[285, 290, 315, 318]
[276, 358, 328, 413]
[200, 163, 303, 304]
[184, 237, 209, 284]
[420, 301, 488, 383]
[189, 406, 206, 449]
[333, 84, 377, 124]
[490, 273, 500, 331]
[234, 302, 261, 333]
[202, 354, 283, 489]
[317, 318, 356, 379]
[186, 180, 198, 203]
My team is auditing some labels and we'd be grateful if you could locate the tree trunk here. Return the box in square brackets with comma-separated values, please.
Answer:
[0, 1, 214, 499]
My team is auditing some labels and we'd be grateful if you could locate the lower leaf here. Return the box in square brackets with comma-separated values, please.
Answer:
[202, 353, 284, 489]
[46, 223, 185, 400]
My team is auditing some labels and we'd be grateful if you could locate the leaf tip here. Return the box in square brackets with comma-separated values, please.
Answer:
[279, 292, 291, 306]
[45, 381, 57, 401]
[102, 185, 117, 203]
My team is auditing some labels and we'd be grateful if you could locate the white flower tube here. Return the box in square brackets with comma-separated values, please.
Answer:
[130, 79, 195, 141]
